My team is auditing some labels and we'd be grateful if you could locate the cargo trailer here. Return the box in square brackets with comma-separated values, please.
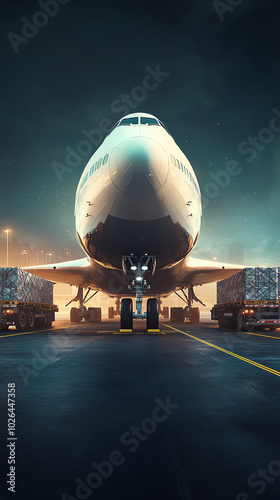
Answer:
[0, 268, 58, 331]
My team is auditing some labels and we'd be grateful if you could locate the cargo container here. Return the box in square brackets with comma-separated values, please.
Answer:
[211, 268, 280, 331]
[0, 268, 58, 331]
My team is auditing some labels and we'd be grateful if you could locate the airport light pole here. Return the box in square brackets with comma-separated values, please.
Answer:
[46, 252, 54, 264]
[20, 249, 29, 266]
[2, 229, 13, 267]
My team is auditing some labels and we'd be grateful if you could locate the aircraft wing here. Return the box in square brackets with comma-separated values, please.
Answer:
[23, 255, 244, 297]
[23, 258, 95, 288]
[178, 256, 244, 287]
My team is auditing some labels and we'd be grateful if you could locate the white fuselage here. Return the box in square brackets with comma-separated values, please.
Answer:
[74, 112, 202, 271]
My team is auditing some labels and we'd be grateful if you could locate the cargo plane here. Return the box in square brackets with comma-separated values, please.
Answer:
[25, 112, 241, 330]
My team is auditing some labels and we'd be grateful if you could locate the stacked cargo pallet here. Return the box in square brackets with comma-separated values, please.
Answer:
[0, 268, 53, 304]
[217, 268, 279, 303]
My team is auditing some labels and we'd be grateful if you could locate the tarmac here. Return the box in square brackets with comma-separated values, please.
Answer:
[1, 316, 280, 500]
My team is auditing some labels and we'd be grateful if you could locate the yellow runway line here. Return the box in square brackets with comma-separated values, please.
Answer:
[146, 331, 166, 334]
[0, 324, 86, 339]
[244, 331, 280, 340]
[97, 331, 115, 333]
[162, 324, 280, 378]
[113, 332, 133, 335]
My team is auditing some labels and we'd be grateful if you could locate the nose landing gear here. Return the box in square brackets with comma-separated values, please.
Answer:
[121, 255, 158, 331]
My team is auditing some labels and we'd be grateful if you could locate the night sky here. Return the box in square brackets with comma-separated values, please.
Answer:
[1, 0, 280, 265]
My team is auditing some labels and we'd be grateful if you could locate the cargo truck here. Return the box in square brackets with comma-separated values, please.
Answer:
[211, 267, 280, 331]
[0, 268, 58, 331]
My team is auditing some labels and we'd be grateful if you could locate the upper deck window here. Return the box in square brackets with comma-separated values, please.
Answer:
[119, 117, 139, 126]
[140, 117, 159, 125]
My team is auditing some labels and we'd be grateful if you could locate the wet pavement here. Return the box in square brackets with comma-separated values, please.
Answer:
[1, 318, 280, 500]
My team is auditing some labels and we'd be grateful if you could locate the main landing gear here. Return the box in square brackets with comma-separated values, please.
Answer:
[170, 286, 205, 323]
[121, 255, 159, 331]
[68, 287, 101, 323]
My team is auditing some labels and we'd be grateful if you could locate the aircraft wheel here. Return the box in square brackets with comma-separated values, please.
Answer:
[120, 299, 133, 330]
[171, 307, 184, 322]
[70, 307, 81, 323]
[190, 307, 200, 324]
[88, 307, 102, 323]
[147, 298, 159, 330]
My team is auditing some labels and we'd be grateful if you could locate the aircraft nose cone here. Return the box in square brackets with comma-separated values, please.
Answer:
[110, 138, 169, 196]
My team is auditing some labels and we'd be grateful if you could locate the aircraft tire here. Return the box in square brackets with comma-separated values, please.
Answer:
[121, 299, 133, 330]
[190, 307, 200, 324]
[171, 307, 184, 323]
[70, 307, 81, 323]
[88, 307, 102, 323]
[147, 298, 159, 330]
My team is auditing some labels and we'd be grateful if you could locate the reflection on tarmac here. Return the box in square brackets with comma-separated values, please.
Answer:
[1, 318, 280, 500]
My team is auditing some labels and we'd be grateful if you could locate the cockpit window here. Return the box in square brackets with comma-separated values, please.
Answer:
[106, 116, 171, 137]
[158, 120, 171, 135]
[140, 117, 159, 125]
[119, 117, 139, 126]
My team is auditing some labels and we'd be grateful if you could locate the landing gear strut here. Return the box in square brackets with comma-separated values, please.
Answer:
[184, 287, 202, 324]
[121, 254, 158, 331]
[171, 286, 205, 323]
[68, 286, 101, 323]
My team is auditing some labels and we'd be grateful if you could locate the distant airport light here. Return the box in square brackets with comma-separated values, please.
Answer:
[2, 228, 13, 267]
